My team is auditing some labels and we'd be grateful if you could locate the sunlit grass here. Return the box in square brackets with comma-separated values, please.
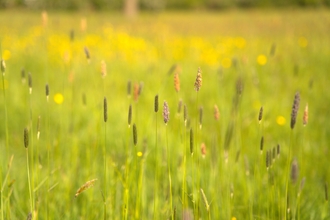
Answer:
[0, 8, 330, 219]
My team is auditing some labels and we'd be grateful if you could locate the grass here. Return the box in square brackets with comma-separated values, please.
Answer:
[0, 8, 330, 219]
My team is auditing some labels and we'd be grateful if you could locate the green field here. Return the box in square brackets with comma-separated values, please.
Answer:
[0, 9, 330, 219]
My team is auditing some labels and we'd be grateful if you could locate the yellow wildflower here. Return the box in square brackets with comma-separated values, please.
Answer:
[257, 54, 267, 66]
[54, 93, 64, 104]
[276, 116, 286, 125]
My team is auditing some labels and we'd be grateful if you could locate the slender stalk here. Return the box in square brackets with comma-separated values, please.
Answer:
[132, 124, 139, 218]
[153, 95, 159, 220]
[26, 148, 33, 214]
[165, 125, 173, 220]
[103, 97, 108, 220]
[27, 73, 35, 216]
[0, 50, 8, 161]
[285, 130, 293, 219]
[194, 91, 200, 219]
[182, 105, 187, 216]
[46, 89, 50, 220]
[0, 43, 7, 220]
[124, 104, 132, 220]
[24, 128, 32, 216]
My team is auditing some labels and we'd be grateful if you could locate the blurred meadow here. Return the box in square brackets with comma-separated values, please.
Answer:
[1, 8, 330, 219]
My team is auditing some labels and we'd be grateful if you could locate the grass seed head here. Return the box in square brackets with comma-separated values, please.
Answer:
[75, 179, 98, 197]
[45, 84, 49, 101]
[190, 128, 193, 155]
[303, 104, 308, 126]
[258, 106, 263, 123]
[290, 92, 300, 129]
[214, 104, 220, 120]
[154, 95, 159, 113]
[133, 83, 139, 102]
[174, 72, 180, 92]
[133, 123, 137, 146]
[28, 72, 32, 94]
[26, 212, 32, 220]
[128, 104, 132, 127]
[103, 97, 107, 123]
[260, 136, 264, 153]
[1, 59, 5, 74]
[163, 101, 170, 124]
[266, 149, 271, 170]
[167, 63, 178, 75]
[184, 104, 187, 126]
[291, 158, 299, 184]
[194, 67, 202, 91]
[24, 128, 29, 148]
[84, 46, 90, 61]
[21, 68, 25, 83]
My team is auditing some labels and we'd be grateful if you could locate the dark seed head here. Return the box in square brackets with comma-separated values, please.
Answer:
[1, 59, 5, 74]
[24, 128, 29, 148]
[183, 104, 187, 126]
[258, 106, 263, 122]
[84, 46, 90, 60]
[28, 72, 32, 93]
[290, 158, 299, 184]
[103, 97, 107, 123]
[133, 124, 137, 146]
[290, 92, 300, 129]
[260, 136, 264, 153]
[154, 95, 159, 113]
[266, 150, 271, 169]
[26, 212, 32, 220]
[128, 104, 132, 127]
[190, 128, 193, 155]
[45, 84, 49, 98]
